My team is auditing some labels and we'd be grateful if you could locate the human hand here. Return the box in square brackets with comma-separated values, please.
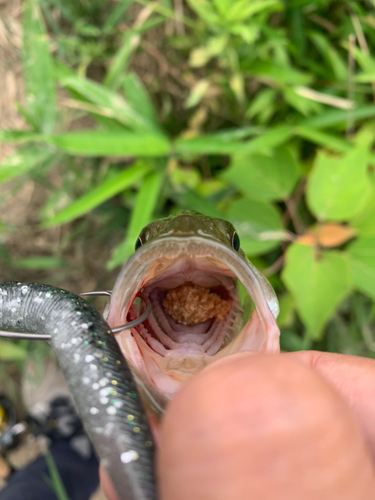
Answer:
[101, 351, 375, 500]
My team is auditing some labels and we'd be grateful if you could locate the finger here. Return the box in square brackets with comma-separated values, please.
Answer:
[286, 351, 375, 460]
[158, 353, 375, 500]
[99, 465, 119, 500]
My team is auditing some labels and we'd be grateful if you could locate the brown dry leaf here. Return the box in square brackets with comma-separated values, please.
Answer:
[297, 223, 356, 248]
[296, 234, 316, 246]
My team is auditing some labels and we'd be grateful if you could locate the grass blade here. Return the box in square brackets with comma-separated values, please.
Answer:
[48, 131, 171, 157]
[109, 170, 164, 268]
[44, 451, 70, 500]
[60, 76, 150, 131]
[0, 130, 43, 143]
[122, 73, 160, 132]
[104, 30, 139, 90]
[13, 257, 67, 269]
[294, 126, 350, 152]
[23, 0, 56, 134]
[299, 104, 375, 129]
[43, 161, 151, 227]
[174, 126, 292, 155]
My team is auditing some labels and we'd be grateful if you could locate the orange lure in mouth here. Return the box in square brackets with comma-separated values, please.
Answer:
[106, 213, 280, 416]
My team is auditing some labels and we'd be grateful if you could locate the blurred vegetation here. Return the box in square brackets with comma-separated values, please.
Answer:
[0, 0, 375, 360]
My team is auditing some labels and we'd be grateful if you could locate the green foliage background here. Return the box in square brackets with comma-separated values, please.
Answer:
[1, 0, 375, 360]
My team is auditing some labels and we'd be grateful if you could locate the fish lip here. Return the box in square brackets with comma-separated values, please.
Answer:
[107, 236, 279, 330]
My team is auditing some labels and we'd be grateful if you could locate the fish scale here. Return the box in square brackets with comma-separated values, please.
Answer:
[0, 282, 157, 500]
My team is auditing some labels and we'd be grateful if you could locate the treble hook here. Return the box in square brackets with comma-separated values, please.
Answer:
[0, 291, 152, 340]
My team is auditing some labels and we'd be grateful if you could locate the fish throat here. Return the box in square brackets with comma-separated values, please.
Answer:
[127, 256, 243, 375]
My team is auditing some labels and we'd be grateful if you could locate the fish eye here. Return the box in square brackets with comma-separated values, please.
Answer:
[135, 237, 143, 251]
[231, 231, 240, 252]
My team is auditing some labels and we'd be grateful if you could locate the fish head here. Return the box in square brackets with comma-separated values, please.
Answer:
[106, 213, 280, 415]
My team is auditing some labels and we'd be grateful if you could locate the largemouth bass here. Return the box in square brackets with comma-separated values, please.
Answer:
[0, 212, 280, 500]
[107, 212, 280, 415]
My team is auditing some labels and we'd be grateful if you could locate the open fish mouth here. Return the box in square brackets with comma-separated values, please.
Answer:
[106, 237, 280, 409]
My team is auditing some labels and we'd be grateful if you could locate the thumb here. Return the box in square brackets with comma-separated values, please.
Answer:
[158, 353, 375, 500]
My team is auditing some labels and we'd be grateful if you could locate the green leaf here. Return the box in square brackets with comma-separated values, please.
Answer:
[347, 237, 375, 301]
[283, 87, 322, 116]
[174, 126, 292, 155]
[306, 147, 371, 221]
[243, 61, 311, 86]
[103, 0, 134, 32]
[245, 88, 278, 124]
[223, 146, 300, 201]
[0, 130, 43, 144]
[168, 187, 223, 219]
[242, 126, 293, 153]
[44, 161, 151, 227]
[185, 80, 210, 108]
[225, 0, 281, 22]
[44, 451, 70, 500]
[13, 257, 67, 269]
[309, 32, 347, 82]
[23, 0, 56, 133]
[282, 243, 350, 339]
[60, 76, 151, 132]
[189, 35, 228, 67]
[351, 195, 375, 236]
[299, 104, 375, 129]
[122, 73, 160, 131]
[186, 0, 221, 25]
[48, 131, 170, 157]
[0, 146, 53, 184]
[294, 126, 350, 153]
[104, 30, 139, 90]
[277, 293, 295, 328]
[225, 198, 285, 256]
[0, 340, 28, 361]
[109, 170, 164, 268]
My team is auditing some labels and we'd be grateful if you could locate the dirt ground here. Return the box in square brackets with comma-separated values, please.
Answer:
[0, 1, 108, 498]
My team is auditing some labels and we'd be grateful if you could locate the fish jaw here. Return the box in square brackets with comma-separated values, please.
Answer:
[106, 237, 280, 410]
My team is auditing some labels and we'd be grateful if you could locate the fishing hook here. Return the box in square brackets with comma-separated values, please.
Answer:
[0, 291, 152, 340]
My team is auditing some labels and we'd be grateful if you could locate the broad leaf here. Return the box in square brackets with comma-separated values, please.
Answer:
[347, 237, 375, 301]
[109, 170, 164, 268]
[226, 198, 285, 255]
[48, 131, 170, 157]
[351, 182, 375, 236]
[44, 161, 151, 227]
[23, 0, 56, 133]
[306, 147, 371, 221]
[223, 146, 300, 201]
[282, 243, 350, 338]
